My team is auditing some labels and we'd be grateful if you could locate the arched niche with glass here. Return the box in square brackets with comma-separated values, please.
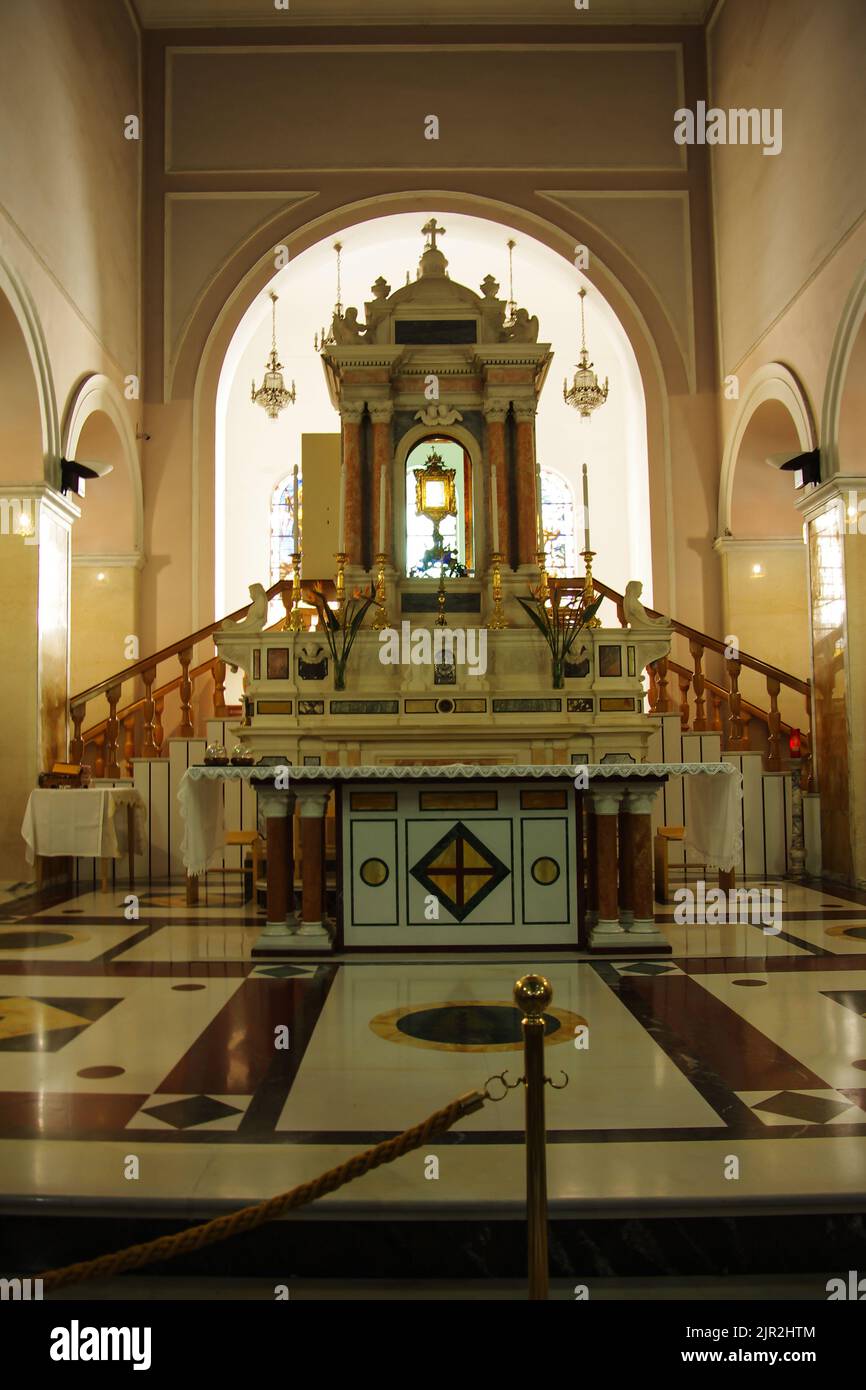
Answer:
[405, 436, 474, 577]
[540, 467, 578, 576]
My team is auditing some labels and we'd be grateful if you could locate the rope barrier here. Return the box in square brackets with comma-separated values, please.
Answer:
[40, 1087, 488, 1294]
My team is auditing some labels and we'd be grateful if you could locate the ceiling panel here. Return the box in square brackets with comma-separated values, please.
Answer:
[132, 0, 712, 29]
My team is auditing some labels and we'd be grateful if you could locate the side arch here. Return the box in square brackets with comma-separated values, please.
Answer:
[822, 259, 866, 477]
[0, 252, 60, 481]
[718, 363, 816, 537]
[62, 374, 144, 556]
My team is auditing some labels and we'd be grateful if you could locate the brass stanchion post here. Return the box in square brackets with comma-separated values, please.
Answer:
[515, 973, 552, 1300]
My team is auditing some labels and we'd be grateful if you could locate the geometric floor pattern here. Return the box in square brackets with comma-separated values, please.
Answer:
[1, 876, 866, 1213]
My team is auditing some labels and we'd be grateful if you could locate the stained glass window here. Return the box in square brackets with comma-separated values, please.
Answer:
[540, 468, 578, 576]
[269, 472, 301, 584]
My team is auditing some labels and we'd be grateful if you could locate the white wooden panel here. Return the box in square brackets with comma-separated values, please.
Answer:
[148, 757, 171, 880]
[762, 772, 787, 877]
[660, 714, 685, 865]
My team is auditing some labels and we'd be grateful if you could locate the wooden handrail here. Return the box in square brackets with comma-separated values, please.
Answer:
[566, 577, 811, 698]
[70, 578, 291, 709]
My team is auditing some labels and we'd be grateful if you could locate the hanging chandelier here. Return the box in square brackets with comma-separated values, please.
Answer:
[251, 290, 296, 420]
[563, 288, 609, 419]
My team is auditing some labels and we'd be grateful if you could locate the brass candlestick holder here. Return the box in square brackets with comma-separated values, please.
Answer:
[488, 551, 507, 629]
[535, 550, 550, 603]
[334, 551, 348, 612]
[288, 548, 304, 631]
[372, 552, 388, 630]
[581, 549, 602, 628]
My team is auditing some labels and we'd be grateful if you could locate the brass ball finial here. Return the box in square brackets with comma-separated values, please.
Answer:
[514, 973, 553, 1017]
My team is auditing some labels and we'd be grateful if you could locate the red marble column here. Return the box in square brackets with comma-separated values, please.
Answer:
[266, 815, 289, 927]
[514, 406, 539, 567]
[370, 407, 393, 560]
[588, 785, 627, 946]
[622, 784, 666, 944]
[618, 805, 634, 926]
[341, 407, 364, 567]
[484, 405, 509, 565]
[297, 786, 331, 940]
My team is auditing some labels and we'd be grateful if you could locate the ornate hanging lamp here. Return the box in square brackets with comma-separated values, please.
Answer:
[251, 290, 296, 420]
[563, 288, 609, 420]
[504, 238, 518, 328]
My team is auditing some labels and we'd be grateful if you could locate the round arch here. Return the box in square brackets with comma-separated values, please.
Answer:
[718, 363, 816, 537]
[823, 260, 866, 477]
[395, 422, 482, 575]
[62, 374, 144, 555]
[0, 252, 60, 482]
[189, 190, 680, 627]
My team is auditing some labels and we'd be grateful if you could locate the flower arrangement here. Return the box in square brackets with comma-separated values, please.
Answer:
[516, 579, 604, 688]
[309, 583, 379, 690]
[410, 545, 469, 578]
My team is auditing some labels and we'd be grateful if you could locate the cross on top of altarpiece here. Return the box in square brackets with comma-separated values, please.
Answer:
[421, 218, 447, 251]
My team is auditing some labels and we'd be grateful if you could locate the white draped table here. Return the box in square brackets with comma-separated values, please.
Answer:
[21, 787, 146, 890]
[177, 762, 741, 953]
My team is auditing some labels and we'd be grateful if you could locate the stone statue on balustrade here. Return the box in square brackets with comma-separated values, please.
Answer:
[623, 580, 670, 629]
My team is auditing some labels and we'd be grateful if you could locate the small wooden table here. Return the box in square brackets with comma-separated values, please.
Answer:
[21, 787, 144, 890]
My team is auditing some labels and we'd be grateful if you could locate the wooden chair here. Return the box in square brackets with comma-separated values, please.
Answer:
[654, 825, 735, 903]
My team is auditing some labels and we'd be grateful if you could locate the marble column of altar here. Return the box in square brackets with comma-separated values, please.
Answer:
[341, 403, 365, 568]
[483, 400, 509, 567]
[513, 403, 540, 568]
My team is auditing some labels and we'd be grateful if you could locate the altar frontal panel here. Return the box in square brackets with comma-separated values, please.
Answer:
[340, 781, 577, 948]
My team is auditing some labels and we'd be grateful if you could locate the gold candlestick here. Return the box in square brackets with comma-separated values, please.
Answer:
[488, 551, 507, 629]
[581, 548, 602, 628]
[288, 549, 304, 631]
[334, 552, 347, 611]
[535, 550, 550, 603]
[372, 552, 388, 630]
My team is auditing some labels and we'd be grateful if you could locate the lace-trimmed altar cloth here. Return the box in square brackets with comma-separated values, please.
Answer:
[178, 761, 742, 877]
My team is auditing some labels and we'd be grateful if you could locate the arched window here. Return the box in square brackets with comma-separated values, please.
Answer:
[405, 436, 474, 576]
[540, 467, 578, 576]
[269, 471, 301, 584]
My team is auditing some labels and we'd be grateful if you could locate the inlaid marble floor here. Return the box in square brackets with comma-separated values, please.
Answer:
[2, 878, 866, 1216]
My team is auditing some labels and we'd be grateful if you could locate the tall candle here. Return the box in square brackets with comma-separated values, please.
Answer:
[490, 464, 500, 552]
[292, 463, 300, 555]
[378, 464, 386, 554]
[582, 463, 591, 552]
[337, 461, 346, 552]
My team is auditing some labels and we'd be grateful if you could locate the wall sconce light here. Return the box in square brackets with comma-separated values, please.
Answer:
[751, 562, 765, 578]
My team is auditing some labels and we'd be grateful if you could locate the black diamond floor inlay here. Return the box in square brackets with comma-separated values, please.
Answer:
[752, 1091, 853, 1124]
[141, 1095, 243, 1130]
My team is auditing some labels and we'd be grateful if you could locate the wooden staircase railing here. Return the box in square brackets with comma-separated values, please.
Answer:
[68, 572, 813, 792]
[69, 579, 330, 777]
[572, 578, 813, 791]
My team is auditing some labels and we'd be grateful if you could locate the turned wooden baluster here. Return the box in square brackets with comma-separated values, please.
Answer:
[740, 711, 753, 750]
[652, 657, 675, 713]
[141, 666, 158, 758]
[645, 663, 659, 712]
[726, 657, 745, 747]
[105, 684, 122, 778]
[154, 694, 165, 753]
[94, 733, 106, 780]
[123, 714, 136, 777]
[212, 659, 227, 717]
[70, 704, 86, 764]
[689, 640, 707, 730]
[678, 670, 692, 731]
[178, 647, 194, 737]
[765, 676, 782, 770]
[709, 687, 724, 733]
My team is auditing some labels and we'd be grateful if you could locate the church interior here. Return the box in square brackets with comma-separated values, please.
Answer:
[1, 0, 866, 1318]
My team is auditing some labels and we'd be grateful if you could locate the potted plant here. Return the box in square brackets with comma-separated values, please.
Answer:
[516, 580, 604, 689]
[309, 583, 379, 691]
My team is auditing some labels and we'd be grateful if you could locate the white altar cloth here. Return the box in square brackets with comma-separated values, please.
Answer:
[21, 787, 146, 865]
[177, 761, 741, 877]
